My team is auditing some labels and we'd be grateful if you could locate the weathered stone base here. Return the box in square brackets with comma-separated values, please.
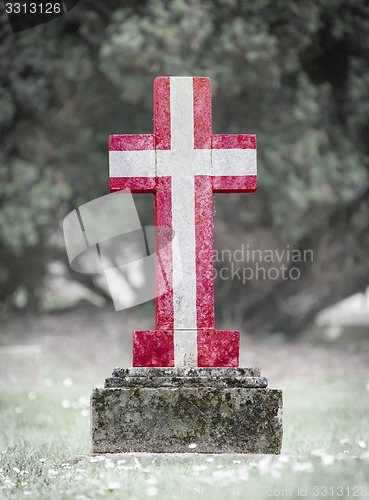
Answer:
[91, 368, 283, 454]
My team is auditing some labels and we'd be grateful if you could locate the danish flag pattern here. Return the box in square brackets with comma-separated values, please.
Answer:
[109, 76, 257, 367]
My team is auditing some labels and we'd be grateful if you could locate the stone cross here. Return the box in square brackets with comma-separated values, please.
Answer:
[109, 76, 257, 367]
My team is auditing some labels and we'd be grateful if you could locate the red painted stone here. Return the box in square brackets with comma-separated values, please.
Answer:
[133, 331, 174, 367]
[197, 330, 240, 367]
[110, 177, 156, 193]
[109, 77, 257, 367]
[195, 175, 214, 328]
[134, 329, 239, 367]
[155, 177, 174, 330]
[154, 76, 171, 150]
[212, 175, 257, 193]
[212, 134, 256, 150]
[193, 77, 212, 149]
[109, 134, 155, 151]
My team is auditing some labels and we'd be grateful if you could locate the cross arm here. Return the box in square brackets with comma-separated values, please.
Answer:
[212, 134, 257, 193]
[109, 134, 156, 193]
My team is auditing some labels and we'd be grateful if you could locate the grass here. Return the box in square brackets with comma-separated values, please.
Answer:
[1, 377, 369, 499]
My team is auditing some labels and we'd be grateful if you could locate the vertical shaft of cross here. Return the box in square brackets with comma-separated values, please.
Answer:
[155, 77, 214, 365]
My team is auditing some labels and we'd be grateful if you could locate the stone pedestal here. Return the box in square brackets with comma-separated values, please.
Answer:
[91, 368, 283, 454]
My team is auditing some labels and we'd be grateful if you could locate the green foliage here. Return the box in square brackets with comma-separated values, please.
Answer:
[0, 0, 368, 322]
[0, 160, 71, 254]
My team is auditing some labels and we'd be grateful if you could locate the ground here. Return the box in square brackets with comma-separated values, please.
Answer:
[1, 302, 368, 386]
[1, 304, 369, 499]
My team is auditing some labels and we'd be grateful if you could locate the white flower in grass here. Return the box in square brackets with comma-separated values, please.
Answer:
[24, 491, 31, 496]
[238, 468, 249, 481]
[48, 469, 58, 477]
[146, 477, 158, 485]
[311, 449, 325, 457]
[321, 454, 335, 467]
[61, 400, 70, 409]
[272, 461, 283, 470]
[292, 462, 314, 472]
[188, 443, 197, 449]
[116, 459, 126, 464]
[13, 467, 20, 474]
[4, 477, 14, 487]
[108, 482, 121, 491]
[63, 378, 73, 387]
[358, 440, 367, 449]
[78, 397, 90, 409]
[339, 438, 349, 445]
[193, 464, 207, 472]
[15, 407, 22, 414]
[90, 458, 99, 463]
[212, 469, 229, 479]
[206, 457, 214, 463]
[104, 462, 114, 469]
[271, 468, 281, 479]
[256, 455, 272, 474]
[81, 410, 89, 417]
[335, 453, 349, 460]
[39, 459, 46, 463]
[146, 486, 159, 496]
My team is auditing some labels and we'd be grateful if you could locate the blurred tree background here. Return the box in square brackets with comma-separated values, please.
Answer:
[0, 0, 369, 335]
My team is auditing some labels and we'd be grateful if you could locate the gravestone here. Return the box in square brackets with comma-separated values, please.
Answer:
[91, 77, 283, 453]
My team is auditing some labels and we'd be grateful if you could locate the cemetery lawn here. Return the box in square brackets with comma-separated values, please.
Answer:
[1, 377, 368, 499]
[1, 308, 369, 499]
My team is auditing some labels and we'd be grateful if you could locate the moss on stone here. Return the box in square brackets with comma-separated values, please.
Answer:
[91, 386, 283, 454]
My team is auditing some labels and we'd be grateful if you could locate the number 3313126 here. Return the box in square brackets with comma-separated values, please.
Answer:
[5, 3, 62, 14]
